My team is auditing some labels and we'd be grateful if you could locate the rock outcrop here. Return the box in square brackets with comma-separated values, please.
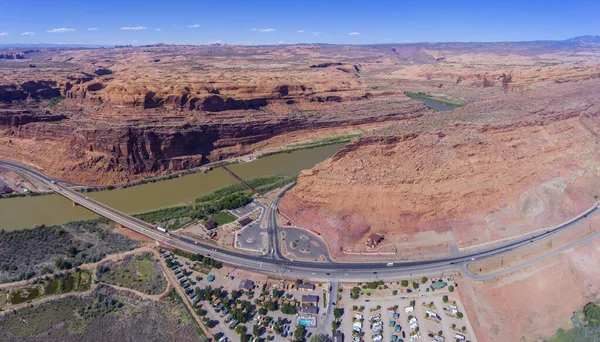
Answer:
[280, 79, 600, 253]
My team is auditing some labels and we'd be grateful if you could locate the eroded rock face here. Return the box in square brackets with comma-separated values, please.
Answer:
[280, 79, 600, 253]
[0, 81, 61, 102]
[0, 42, 598, 184]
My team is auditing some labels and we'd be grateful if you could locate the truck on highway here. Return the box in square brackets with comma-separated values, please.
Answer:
[387, 262, 394, 267]
[157, 226, 167, 233]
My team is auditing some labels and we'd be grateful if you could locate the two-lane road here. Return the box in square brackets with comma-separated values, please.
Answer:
[2, 159, 599, 282]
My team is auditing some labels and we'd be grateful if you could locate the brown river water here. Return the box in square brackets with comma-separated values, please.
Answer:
[0, 143, 345, 230]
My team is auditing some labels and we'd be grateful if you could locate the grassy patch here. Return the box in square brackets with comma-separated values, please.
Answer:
[209, 211, 237, 226]
[405, 91, 466, 107]
[261, 134, 360, 157]
[360, 289, 374, 296]
[43, 270, 92, 295]
[97, 253, 167, 295]
[133, 206, 196, 227]
[9, 286, 41, 305]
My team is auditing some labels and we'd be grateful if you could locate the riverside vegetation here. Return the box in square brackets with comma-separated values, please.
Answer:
[134, 175, 295, 230]
[0, 221, 139, 283]
[0, 286, 202, 342]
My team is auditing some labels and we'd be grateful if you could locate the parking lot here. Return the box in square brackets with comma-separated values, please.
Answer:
[233, 202, 267, 252]
[282, 227, 329, 261]
[230, 200, 263, 218]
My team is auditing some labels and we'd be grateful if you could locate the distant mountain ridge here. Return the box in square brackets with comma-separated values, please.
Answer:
[564, 35, 600, 43]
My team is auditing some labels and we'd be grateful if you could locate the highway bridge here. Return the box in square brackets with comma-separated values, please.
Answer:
[1, 159, 599, 282]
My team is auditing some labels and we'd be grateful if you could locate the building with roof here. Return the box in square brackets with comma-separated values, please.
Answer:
[0, 185, 13, 194]
[366, 233, 384, 249]
[239, 279, 255, 292]
[299, 306, 318, 314]
[204, 220, 217, 230]
[301, 294, 319, 305]
[298, 283, 316, 291]
[238, 217, 253, 226]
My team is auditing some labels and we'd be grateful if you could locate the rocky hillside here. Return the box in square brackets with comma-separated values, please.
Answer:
[280, 79, 600, 253]
[0, 42, 599, 183]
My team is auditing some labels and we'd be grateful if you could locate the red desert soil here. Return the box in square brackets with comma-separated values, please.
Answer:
[1, 42, 599, 184]
[459, 233, 600, 341]
[280, 79, 600, 254]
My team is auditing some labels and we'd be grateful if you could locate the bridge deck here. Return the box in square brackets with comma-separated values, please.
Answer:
[219, 163, 258, 194]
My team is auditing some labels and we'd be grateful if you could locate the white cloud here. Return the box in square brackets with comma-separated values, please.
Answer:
[308, 32, 322, 36]
[251, 28, 275, 32]
[47, 28, 75, 33]
[187, 24, 200, 28]
[88, 28, 98, 31]
[349, 32, 361, 35]
[278, 40, 284, 44]
[121, 26, 147, 31]
[297, 30, 305, 33]
[20, 32, 35, 36]
[155, 28, 162, 31]
[0, 32, 8, 36]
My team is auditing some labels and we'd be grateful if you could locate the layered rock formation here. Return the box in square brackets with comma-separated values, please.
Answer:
[0, 42, 599, 184]
[280, 79, 600, 253]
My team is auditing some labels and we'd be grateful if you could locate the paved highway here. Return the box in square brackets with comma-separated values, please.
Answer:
[1, 159, 599, 282]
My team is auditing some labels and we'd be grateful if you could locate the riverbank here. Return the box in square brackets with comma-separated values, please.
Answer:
[70, 132, 358, 193]
[405, 91, 466, 110]
[0, 143, 344, 230]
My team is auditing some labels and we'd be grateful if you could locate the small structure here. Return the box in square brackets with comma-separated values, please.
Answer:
[0, 185, 13, 194]
[366, 233, 384, 249]
[238, 217, 253, 226]
[431, 280, 447, 290]
[301, 294, 319, 305]
[298, 283, 316, 291]
[332, 331, 344, 342]
[239, 279, 255, 292]
[299, 306, 318, 314]
[204, 220, 217, 230]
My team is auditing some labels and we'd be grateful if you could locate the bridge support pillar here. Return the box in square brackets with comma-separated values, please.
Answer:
[72, 201, 78, 206]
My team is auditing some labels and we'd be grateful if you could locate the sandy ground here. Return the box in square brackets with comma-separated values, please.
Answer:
[459, 233, 600, 341]
[0, 167, 39, 193]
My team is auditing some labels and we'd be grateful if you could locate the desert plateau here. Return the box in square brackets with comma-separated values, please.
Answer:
[2, 2, 600, 340]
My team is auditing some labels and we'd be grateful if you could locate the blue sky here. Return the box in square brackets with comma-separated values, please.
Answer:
[0, 0, 598, 45]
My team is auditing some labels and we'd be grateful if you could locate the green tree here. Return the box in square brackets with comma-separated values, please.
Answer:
[333, 307, 344, 319]
[421, 277, 428, 284]
[584, 302, 600, 327]
[448, 285, 455, 292]
[401, 280, 409, 287]
[350, 286, 361, 299]
[442, 295, 449, 303]
[456, 312, 464, 319]
[235, 325, 246, 335]
[294, 324, 306, 341]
